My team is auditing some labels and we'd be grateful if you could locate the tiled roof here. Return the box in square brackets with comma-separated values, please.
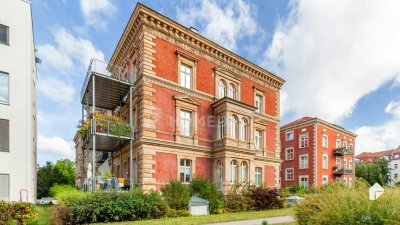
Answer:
[281, 117, 315, 129]
[356, 148, 399, 161]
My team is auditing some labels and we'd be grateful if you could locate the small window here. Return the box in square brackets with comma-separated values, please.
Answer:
[180, 110, 192, 136]
[255, 130, 263, 150]
[0, 25, 9, 45]
[0, 72, 9, 104]
[349, 160, 353, 169]
[299, 176, 308, 188]
[349, 178, 353, 186]
[299, 133, 308, 148]
[343, 141, 348, 149]
[286, 131, 294, 141]
[0, 119, 9, 152]
[322, 175, 328, 185]
[240, 118, 248, 141]
[255, 167, 262, 186]
[336, 158, 341, 169]
[228, 84, 236, 99]
[230, 116, 238, 139]
[180, 64, 193, 89]
[395, 164, 398, 169]
[255, 94, 263, 113]
[299, 154, 309, 169]
[285, 168, 294, 181]
[322, 154, 328, 169]
[179, 159, 192, 183]
[218, 80, 227, 98]
[218, 116, 225, 139]
[216, 161, 223, 187]
[230, 160, 238, 183]
[322, 135, 328, 148]
[343, 159, 347, 170]
[240, 161, 248, 183]
[336, 139, 341, 148]
[0, 174, 10, 201]
[285, 148, 294, 160]
[343, 178, 347, 185]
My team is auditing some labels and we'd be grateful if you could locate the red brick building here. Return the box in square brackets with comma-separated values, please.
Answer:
[355, 149, 395, 163]
[280, 117, 357, 188]
[75, 3, 285, 192]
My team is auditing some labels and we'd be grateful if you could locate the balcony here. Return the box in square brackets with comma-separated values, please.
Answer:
[333, 168, 353, 176]
[333, 147, 353, 156]
[96, 152, 108, 164]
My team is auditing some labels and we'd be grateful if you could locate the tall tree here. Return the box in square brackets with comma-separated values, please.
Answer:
[355, 158, 389, 186]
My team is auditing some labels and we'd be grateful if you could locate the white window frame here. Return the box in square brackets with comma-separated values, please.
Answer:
[255, 167, 262, 186]
[322, 134, 328, 148]
[285, 168, 294, 181]
[285, 148, 294, 160]
[230, 116, 238, 139]
[218, 79, 227, 98]
[299, 175, 309, 188]
[343, 140, 348, 148]
[179, 159, 192, 183]
[299, 133, 309, 148]
[240, 118, 248, 141]
[343, 177, 347, 185]
[336, 158, 341, 169]
[0, 72, 9, 104]
[218, 116, 225, 140]
[349, 160, 353, 170]
[180, 63, 193, 89]
[180, 110, 192, 136]
[228, 83, 236, 99]
[0, 25, 9, 45]
[255, 129, 263, 150]
[299, 154, 309, 169]
[343, 159, 347, 170]
[286, 131, 294, 141]
[230, 160, 238, 183]
[240, 161, 248, 183]
[255, 94, 263, 113]
[349, 178, 353, 186]
[336, 139, 341, 148]
[322, 154, 328, 169]
[216, 160, 223, 187]
[322, 175, 328, 185]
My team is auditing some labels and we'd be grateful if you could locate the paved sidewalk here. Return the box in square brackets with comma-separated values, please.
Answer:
[206, 215, 296, 225]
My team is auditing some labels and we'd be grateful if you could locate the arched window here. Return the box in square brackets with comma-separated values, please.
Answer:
[240, 118, 248, 141]
[240, 161, 248, 183]
[230, 160, 238, 183]
[216, 160, 223, 187]
[218, 116, 225, 139]
[228, 84, 236, 99]
[231, 116, 238, 139]
[218, 80, 227, 98]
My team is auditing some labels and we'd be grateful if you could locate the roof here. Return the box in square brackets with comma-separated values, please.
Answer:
[281, 116, 357, 137]
[355, 148, 399, 161]
[190, 196, 209, 204]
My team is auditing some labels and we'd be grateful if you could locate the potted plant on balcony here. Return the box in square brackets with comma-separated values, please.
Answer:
[332, 165, 338, 172]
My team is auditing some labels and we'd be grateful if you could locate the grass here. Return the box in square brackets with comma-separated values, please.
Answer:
[99, 208, 295, 225]
[36, 205, 51, 225]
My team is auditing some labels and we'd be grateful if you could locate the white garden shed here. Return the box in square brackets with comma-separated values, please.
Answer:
[189, 196, 209, 216]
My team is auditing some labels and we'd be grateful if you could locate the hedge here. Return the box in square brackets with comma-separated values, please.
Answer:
[0, 201, 36, 225]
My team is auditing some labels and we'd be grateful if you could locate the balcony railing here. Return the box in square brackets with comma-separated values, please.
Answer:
[333, 168, 353, 176]
[83, 118, 133, 142]
[333, 148, 353, 156]
[96, 152, 108, 164]
[81, 59, 133, 99]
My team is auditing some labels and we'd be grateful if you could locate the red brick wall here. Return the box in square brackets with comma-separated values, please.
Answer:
[195, 157, 213, 180]
[155, 152, 177, 185]
[264, 165, 276, 187]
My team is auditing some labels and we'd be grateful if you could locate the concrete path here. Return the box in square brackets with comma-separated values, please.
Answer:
[206, 215, 296, 225]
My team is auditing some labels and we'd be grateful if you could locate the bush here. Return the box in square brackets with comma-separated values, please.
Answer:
[250, 187, 284, 210]
[296, 186, 400, 225]
[49, 184, 88, 204]
[165, 209, 191, 218]
[0, 201, 36, 225]
[53, 189, 169, 224]
[161, 180, 190, 210]
[224, 183, 253, 212]
[51, 205, 73, 225]
[190, 177, 224, 214]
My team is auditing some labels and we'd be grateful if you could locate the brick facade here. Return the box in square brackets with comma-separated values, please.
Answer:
[76, 3, 285, 192]
[280, 117, 357, 188]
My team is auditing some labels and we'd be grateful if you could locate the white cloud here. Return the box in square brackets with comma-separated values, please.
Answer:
[177, 0, 259, 51]
[355, 100, 400, 152]
[264, 0, 400, 122]
[37, 28, 104, 72]
[80, 0, 117, 30]
[38, 78, 75, 103]
[38, 135, 75, 161]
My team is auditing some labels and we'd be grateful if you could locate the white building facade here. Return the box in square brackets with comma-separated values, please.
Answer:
[0, 0, 37, 202]
[389, 147, 400, 186]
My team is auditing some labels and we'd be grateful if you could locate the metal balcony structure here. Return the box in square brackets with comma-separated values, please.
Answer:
[333, 147, 353, 156]
[80, 59, 135, 192]
[333, 168, 353, 176]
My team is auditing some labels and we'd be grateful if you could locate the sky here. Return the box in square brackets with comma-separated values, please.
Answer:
[31, 0, 400, 165]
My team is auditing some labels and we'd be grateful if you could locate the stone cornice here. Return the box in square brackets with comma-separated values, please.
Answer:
[109, 3, 285, 89]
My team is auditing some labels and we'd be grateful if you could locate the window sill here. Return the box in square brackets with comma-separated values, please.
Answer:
[285, 158, 294, 161]
[299, 167, 309, 170]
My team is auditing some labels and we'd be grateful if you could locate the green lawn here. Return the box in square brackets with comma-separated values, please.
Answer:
[36, 205, 51, 225]
[99, 208, 295, 225]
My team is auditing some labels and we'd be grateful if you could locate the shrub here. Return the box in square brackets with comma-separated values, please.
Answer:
[190, 177, 224, 214]
[224, 183, 253, 212]
[161, 180, 190, 210]
[49, 184, 88, 204]
[51, 205, 73, 225]
[165, 209, 191, 218]
[0, 201, 36, 225]
[61, 189, 168, 224]
[296, 186, 400, 225]
[250, 187, 283, 210]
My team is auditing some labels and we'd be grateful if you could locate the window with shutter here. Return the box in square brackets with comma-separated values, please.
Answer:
[0, 119, 9, 152]
[0, 174, 10, 201]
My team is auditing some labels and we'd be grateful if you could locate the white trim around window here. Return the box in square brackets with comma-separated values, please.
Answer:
[285, 168, 294, 181]
[299, 133, 309, 148]
[285, 147, 294, 160]
[299, 175, 309, 188]
[322, 175, 328, 185]
[322, 153, 328, 169]
[299, 154, 309, 169]
[322, 134, 328, 148]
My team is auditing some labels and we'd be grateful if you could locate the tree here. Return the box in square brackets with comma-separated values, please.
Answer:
[355, 158, 389, 186]
[37, 159, 76, 198]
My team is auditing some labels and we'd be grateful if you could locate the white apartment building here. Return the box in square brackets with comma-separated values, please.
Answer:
[389, 147, 400, 186]
[0, 0, 37, 202]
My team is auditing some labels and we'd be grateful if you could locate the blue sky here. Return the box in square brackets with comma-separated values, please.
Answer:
[32, 0, 400, 165]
